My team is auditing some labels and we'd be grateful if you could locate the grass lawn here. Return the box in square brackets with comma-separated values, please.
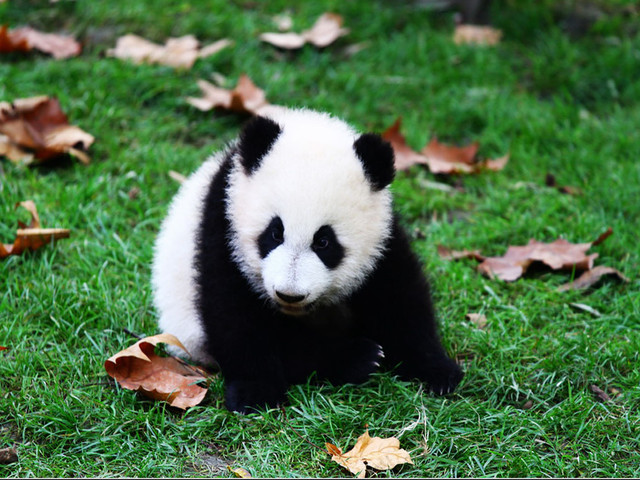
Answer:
[1, 0, 639, 477]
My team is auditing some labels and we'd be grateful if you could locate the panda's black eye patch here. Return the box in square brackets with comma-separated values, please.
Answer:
[258, 216, 284, 258]
[312, 225, 344, 269]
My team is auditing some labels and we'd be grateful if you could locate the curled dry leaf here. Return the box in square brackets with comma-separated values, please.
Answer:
[453, 24, 503, 46]
[478, 229, 613, 281]
[590, 384, 611, 403]
[328, 430, 413, 478]
[0, 25, 81, 58]
[381, 118, 428, 171]
[260, 12, 349, 49]
[104, 333, 211, 409]
[228, 466, 252, 478]
[381, 118, 508, 174]
[1, 201, 70, 258]
[186, 74, 283, 116]
[558, 265, 629, 292]
[437, 244, 485, 261]
[107, 34, 231, 69]
[0, 96, 94, 164]
[0, 447, 18, 465]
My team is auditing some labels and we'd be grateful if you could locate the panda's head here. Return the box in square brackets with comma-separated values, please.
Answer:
[226, 109, 395, 316]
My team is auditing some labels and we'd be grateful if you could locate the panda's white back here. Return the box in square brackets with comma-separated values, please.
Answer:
[151, 154, 224, 364]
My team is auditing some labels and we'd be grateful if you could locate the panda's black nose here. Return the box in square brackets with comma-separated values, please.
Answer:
[275, 291, 307, 304]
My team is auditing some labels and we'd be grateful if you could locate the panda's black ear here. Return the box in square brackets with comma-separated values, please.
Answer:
[238, 116, 283, 175]
[353, 133, 396, 191]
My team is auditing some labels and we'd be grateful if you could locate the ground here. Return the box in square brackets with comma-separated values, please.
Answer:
[1, 0, 639, 477]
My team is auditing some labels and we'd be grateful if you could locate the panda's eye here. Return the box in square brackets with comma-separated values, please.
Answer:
[271, 229, 284, 243]
[313, 237, 329, 250]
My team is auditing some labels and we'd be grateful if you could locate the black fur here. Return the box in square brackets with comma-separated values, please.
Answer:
[312, 225, 344, 269]
[353, 133, 396, 191]
[195, 152, 463, 414]
[238, 116, 282, 175]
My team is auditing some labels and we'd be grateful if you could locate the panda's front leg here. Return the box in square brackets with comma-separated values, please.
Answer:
[203, 311, 290, 414]
[351, 220, 464, 395]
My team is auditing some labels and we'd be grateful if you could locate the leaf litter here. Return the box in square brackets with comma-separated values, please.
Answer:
[0, 96, 94, 164]
[260, 12, 349, 49]
[0, 24, 81, 58]
[1, 200, 70, 259]
[104, 333, 213, 409]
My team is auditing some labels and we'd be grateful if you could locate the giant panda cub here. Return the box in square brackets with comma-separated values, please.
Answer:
[152, 109, 463, 413]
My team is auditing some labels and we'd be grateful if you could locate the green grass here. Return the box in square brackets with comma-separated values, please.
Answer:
[1, 0, 639, 477]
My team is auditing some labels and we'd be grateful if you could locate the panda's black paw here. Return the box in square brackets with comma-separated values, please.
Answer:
[224, 379, 288, 414]
[323, 337, 384, 385]
[423, 356, 464, 396]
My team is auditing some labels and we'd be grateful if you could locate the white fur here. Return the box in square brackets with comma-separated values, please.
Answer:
[226, 109, 393, 308]
[151, 154, 224, 364]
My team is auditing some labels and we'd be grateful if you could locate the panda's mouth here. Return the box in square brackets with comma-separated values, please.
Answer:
[277, 301, 315, 316]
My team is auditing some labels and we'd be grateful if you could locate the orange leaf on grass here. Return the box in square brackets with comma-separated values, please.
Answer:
[105, 333, 211, 409]
[260, 12, 349, 49]
[381, 118, 428, 171]
[186, 74, 284, 116]
[477, 228, 614, 281]
[453, 24, 503, 46]
[0, 96, 94, 164]
[0, 346, 7, 351]
[327, 430, 413, 478]
[1, 201, 70, 259]
[558, 265, 629, 292]
[0, 25, 81, 58]
[107, 34, 231, 69]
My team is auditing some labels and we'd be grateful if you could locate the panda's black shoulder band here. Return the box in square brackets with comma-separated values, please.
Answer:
[238, 116, 282, 175]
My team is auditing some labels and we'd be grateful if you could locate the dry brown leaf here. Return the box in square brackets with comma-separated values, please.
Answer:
[466, 313, 487, 329]
[0, 25, 80, 58]
[1, 201, 70, 258]
[0, 447, 18, 465]
[107, 34, 231, 69]
[228, 466, 252, 478]
[328, 430, 413, 478]
[454, 24, 503, 46]
[422, 137, 478, 174]
[381, 118, 508, 174]
[381, 118, 428, 171]
[0, 346, 7, 351]
[260, 12, 349, 49]
[104, 333, 211, 409]
[0, 96, 94, 164]
[186, 74, 277, 115]
[558, 266, 629, 292]
[590, 384, 611, 402]
[436, 245, 485, 261]
[477, 230, 613, 282]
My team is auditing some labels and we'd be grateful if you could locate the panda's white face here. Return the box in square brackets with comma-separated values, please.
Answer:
[226, 110, 394, 315]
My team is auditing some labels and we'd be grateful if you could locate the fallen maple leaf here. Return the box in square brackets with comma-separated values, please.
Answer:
[558, 265, 629, 292]
[453, 24, 503, 46]
[0, 96, 94, 164]
[436, 244, 485, 261]
[105, 333, 211, 409]
[107, 34, 231, 69]
[327, 430, 413, 478]
[0, 25, 81, 58]
[477, 229, 613, 281]
[1, 201, 70, 258]
[186, 74, 284, 116]
[381, 118, 508, 174]
[381, 118, 428, 171]
[422, 137, 478, 173]
[260, 12, 349, 49]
